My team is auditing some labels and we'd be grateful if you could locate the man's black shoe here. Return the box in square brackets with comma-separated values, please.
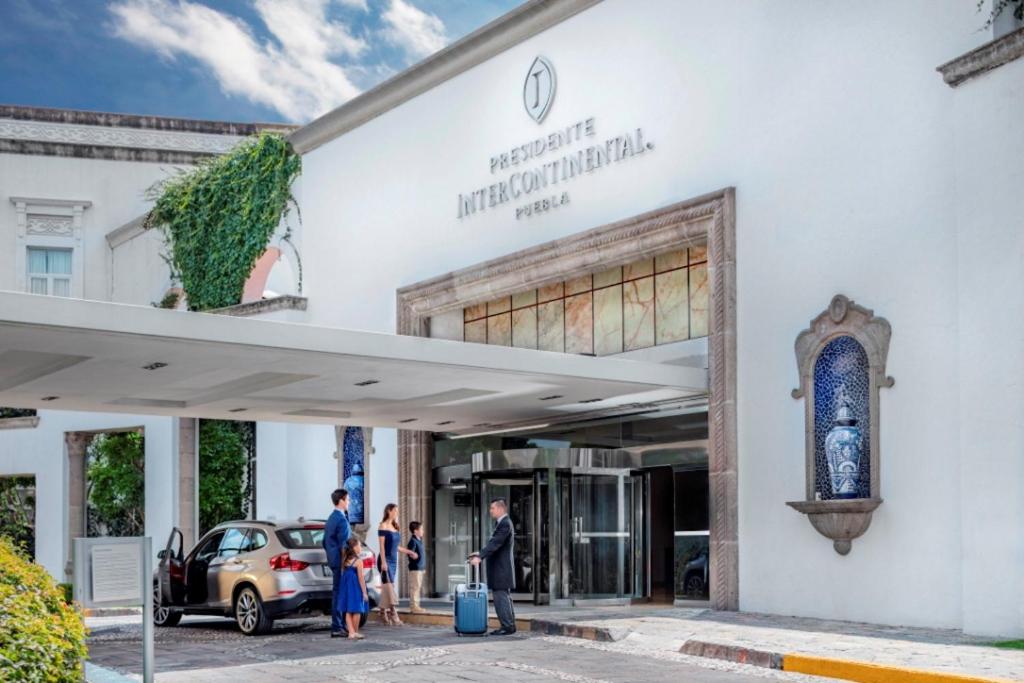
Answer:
[489, 627, 516, 636]
[331, 631, 348, 638]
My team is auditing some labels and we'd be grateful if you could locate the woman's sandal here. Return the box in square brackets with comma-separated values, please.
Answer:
[390, 608, 404, 626]
[379, 610, 393, 626]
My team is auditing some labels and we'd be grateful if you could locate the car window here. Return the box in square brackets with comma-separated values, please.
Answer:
[276, 527, 325, 549]
[218, 528, 250, 558]
[249, 529, 268, 552]
[193, 532, 224, 563]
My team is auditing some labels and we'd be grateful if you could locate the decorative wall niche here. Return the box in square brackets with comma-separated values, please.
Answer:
[787, 294, 893, 555]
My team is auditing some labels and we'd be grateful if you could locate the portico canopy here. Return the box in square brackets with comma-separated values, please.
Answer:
[0, 292, 707, 434]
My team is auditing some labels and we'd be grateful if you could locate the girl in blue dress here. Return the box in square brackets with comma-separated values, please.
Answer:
[377, 503, 419, 626]
[339, 537, 369, 639]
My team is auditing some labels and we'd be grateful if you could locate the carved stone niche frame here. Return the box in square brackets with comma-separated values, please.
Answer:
[786, 294, 894, 555]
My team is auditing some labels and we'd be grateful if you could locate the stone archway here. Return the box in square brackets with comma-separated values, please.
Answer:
[395, 188, 737, 608]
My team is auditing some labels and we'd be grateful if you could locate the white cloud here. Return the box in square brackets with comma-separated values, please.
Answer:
[380, 0, 447, 59]
[109, 0, 366, 123]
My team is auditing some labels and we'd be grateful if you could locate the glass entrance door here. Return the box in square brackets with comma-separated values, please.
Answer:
[569, 471, 643, 601]
[432, 486, 473, 597]
[477, 475, 547, 601]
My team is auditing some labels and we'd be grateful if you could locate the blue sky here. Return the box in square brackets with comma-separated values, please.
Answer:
[0, 0, 522, 124]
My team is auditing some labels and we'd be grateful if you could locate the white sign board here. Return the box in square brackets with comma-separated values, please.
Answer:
[90, 542, 143, 604]
[73, 536, 148, 608]
[73, 536, 154, 683]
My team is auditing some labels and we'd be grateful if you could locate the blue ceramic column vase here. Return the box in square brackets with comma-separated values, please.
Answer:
[342, 426, 366, 524]
[343, 460, 365, 522]
[824, 384, 863, 498]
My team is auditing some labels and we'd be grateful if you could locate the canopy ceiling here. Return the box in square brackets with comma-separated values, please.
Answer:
[0, 292, 707, 435]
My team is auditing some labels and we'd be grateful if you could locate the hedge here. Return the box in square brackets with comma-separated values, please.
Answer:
[0, 537, 87, 681]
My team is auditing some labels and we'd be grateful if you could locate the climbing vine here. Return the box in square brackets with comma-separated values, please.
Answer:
[145, 132, 301, 311]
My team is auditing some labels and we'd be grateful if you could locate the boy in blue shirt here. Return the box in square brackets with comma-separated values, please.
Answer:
[407, 521, 426, 613]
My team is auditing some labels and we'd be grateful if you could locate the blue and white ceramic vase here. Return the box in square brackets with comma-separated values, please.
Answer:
[343, 460, 365, 522]
[824, 385, 863, 499]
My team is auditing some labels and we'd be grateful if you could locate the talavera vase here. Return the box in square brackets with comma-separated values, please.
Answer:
[344, 461, 365, 523]
[824, 385, 863, 498]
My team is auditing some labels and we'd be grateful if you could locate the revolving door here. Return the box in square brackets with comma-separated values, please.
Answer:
[473, 449, 646, 604]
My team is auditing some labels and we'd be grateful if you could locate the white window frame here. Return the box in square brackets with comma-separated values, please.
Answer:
[27, 246, 73, 296]
[10, 197, 91, 299]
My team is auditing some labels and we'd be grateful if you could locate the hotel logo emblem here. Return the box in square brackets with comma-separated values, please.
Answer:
[523, 56, 556, 124]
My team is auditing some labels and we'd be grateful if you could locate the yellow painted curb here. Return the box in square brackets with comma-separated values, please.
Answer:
[783, 653, 1017, 683]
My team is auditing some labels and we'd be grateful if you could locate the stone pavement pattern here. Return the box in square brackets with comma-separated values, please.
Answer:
[86, 615, 842, 683]
[526, 607, 1024, 681]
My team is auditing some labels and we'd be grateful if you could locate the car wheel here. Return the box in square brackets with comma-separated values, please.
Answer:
[234, 586, 273, 636]
[153, 582, 182, 627]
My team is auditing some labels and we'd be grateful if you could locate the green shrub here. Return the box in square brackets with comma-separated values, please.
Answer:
[199, 420, 250, 534]
[0, 536, 86, 681]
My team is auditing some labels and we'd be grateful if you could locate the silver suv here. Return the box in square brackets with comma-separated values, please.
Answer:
[154, 519, 380, 635]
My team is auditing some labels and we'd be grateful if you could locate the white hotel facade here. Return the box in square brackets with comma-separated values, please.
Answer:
[1, 0, 1022, 638]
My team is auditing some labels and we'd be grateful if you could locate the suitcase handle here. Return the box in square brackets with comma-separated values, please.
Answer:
[466, 555, 482, 585]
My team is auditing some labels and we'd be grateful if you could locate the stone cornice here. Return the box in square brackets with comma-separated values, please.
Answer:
[396, 188, 722, 320]
[208, 295, 308, 317]
[289, 0, 602, 155]
[937, 25, 1024, 87]
[0, 105, 294, 135]
[9, 196, 92, 209]
[0, 138, 220, 164]
[0, 118, 246, 155]
[0, 416, 40, 430]
[106, 215, 147, 248]
[0, 105, 297, 162]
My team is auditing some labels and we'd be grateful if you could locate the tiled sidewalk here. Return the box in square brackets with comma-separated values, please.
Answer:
[488, 606, 1024, 682]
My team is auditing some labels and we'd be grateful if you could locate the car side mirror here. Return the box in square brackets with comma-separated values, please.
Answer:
[157, 549, 167, 560]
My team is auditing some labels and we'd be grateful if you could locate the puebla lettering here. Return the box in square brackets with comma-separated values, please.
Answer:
[457, 120, 654, 220]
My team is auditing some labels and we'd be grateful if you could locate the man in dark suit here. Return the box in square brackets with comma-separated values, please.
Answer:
[470, 497, 516, 635]
[323, 488, 351, 638]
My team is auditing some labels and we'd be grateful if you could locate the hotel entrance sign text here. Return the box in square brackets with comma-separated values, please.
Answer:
[456, 117, 654, 221]
[456, 56, 653, 221]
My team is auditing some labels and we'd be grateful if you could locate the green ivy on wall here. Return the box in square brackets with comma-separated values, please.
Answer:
[145, 132, 301, 311]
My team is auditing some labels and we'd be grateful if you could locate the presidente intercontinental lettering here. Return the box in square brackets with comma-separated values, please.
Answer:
[456, 117, 654, 220]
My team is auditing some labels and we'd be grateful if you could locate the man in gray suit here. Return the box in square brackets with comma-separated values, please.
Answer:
[470, 497, 516, 635]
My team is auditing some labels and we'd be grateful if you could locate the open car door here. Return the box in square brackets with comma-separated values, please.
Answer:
[158, 527, 185, 605]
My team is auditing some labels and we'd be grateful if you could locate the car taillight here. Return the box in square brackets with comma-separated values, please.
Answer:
[363, 553, 375, 570]
[269, 552, 309, 571]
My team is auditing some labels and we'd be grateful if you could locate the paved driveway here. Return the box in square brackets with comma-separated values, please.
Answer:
[87, 615, 838, 682]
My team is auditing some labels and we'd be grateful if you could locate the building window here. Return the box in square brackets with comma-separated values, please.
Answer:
[27, 247, 72, 297]
[462, 246, 709, 354]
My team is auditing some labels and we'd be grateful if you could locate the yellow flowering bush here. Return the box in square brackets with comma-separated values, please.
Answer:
[0, 537, 87, 682]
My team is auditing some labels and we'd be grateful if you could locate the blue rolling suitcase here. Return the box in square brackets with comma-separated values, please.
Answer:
[454, 560, 488, 636]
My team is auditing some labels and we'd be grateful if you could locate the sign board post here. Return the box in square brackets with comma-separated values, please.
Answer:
[74, 536, 154, 683]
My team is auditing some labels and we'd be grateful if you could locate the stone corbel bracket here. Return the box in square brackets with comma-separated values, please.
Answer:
[788, 294, 894, 555]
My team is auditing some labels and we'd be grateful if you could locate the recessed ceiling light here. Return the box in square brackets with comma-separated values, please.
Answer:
[436, 420, 455, 426]
[41, 396, 59, 401]
[354, 379, 379, 387]
[142, 362, 168, 371]
[398, 418, 418, 423]
[472, 422, 491, 428]
[538, 395, 564, 401]
[578, 398, 604, 404]
[228, 408, 248, 413]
